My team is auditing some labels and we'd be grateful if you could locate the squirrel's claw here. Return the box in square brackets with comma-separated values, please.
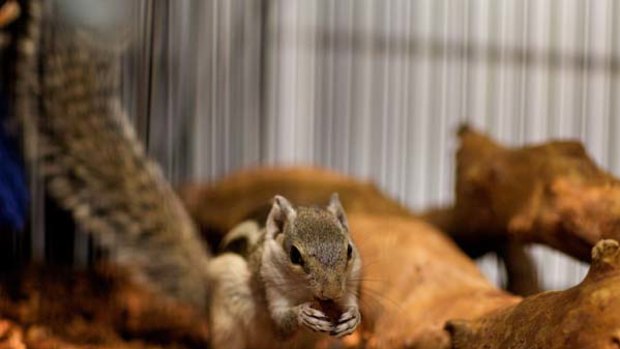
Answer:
[298, 303, 333, 333]
[331, 307, 361, 338]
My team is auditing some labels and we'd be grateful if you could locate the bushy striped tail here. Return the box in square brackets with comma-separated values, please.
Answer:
[14, 0, 211, 309]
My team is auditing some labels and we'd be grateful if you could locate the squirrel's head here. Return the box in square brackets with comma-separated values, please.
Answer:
[265, 193, 359, 302]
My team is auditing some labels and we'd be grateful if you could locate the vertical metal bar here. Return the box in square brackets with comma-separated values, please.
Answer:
[223, 0, 231, 173]
[379, 0, 389, 186]
[209, 0, 219, 177]
[411, 0, 431, 209]
[258, 0, 271, 164]
[608, 0, 620, 175]
[579, 0, 590, 141]
[517, 0, 529, 144]
[267, 0, 280, 164]
[344, 0, 354, 173]
[325, 0, 334, 168]
[398, 0, 412, 200]
[437, 0, 449, 204]
[313, 0, 325, 166]
[484, 0, 498, 135]
[460, 0, 470, 124]
[350, 0, 373, 178]
[308, 0, 317, 165]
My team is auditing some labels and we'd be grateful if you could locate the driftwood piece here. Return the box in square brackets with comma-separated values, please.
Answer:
[354, 217, 620, 349]
[447, 239, 620, 349]
[180, 166, 541, 296]
[346, 213, 520, 348]
[441, 126, 620, 262]
[424, 207, 541, 295]
[180, 166, 620, 348]
[179, 168, 522, 347]
[177, 167, 412, 249]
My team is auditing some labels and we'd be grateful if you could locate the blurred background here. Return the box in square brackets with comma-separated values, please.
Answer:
[12, 0, 620, 291]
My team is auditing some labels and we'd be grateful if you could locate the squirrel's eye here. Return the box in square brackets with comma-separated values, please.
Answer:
[290, 245, 304, 266]
[347, 244, 353, 260]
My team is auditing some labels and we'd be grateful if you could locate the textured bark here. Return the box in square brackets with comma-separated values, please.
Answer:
[447, 239, 620, 349]
[181, 166, 541, 296]
[180, 164, 620, 348]
[446, 126, 620, 262]
[346, 214, 520, 349]
[422, 207, 541, 296]
[179, 167, 522, 347]
[498, 240, 540, 296]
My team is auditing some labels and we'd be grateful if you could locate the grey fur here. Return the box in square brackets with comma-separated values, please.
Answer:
[286, 207, 346, 268]
[14, 2, 210, 309]
[208, 195, 363, 349]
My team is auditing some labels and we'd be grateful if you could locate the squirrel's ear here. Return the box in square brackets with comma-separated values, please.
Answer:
[266, 195, 296, 239]
[327, 193, 348, 230]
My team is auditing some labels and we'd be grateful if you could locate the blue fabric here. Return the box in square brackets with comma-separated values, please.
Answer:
[0, 91, 28, 232]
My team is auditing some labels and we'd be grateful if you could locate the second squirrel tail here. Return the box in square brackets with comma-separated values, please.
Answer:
[14, 0, 211, 309]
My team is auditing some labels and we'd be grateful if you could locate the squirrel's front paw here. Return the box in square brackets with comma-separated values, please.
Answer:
[298, 303, 333, 333]
[330, 306, 361, 338]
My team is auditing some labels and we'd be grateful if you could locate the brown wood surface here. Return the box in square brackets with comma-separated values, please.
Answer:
[6, 127, 620, 348]
[433, 126, 620, 262]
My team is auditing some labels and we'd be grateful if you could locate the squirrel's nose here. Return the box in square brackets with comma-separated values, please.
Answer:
[318, 288, 343, 301]
[315, 295, 329, 302]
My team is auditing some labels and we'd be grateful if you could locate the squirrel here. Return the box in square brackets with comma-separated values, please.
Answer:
[207, 194, 362, 349]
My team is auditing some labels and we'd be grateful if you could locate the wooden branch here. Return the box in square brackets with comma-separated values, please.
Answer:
[178, 167, 521, 347]
[179, 165, 620, 348]
[350, 218, 620, 349]
[181, 166, 541, 296]
[449, 126, 620, 262]
[498, 240, 540, 296]
[177, 167, 413, 249]
[345, 213, 520, 348]
[422, 209, 541, 295]
[447, 239, 620, 349]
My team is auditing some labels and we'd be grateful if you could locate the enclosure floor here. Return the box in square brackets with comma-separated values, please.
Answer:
[0, 264, 209, 349]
